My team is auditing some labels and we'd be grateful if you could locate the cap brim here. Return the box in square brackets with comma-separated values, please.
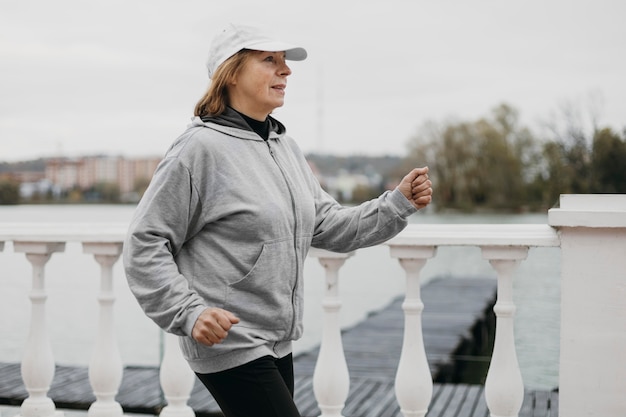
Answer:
[246, 40, 307, 61]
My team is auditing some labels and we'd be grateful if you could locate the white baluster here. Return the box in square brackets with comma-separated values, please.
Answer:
[481, 246, 527, 417]
[159, 333, 196, 417]
[82, 242, 124, 417]
[390, 245, 436, 417]
[312, 250, 353, 417]
[14, 241, 66, 417]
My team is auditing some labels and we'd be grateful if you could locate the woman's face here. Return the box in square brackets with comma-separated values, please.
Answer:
[228, 51, 292, 121]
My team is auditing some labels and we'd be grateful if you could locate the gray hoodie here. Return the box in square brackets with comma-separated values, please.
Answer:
[123, 109, 417, 373]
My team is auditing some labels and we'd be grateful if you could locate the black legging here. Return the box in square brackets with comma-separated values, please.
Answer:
[195, 354, 302, 417]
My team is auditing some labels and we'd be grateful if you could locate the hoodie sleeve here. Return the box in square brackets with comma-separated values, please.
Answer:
[310, 183, 417, 253]
[123, 155, 207, 337]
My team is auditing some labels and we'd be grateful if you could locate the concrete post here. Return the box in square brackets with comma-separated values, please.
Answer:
[549, 194, 626, 417]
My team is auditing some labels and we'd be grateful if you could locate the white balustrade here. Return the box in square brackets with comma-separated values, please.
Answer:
[82, 242, 124, 417]
[13, 241, 66, 417]
[387, 223, 559, 417]
[389, 245, 436, 417]
[309, 248, 353, 417]
[481, 246, 527, 417]
[159, 333, 196, 417]
[3, 196, 626, 417]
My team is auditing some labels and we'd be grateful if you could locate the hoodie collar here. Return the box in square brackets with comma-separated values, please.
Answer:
[199, 107, 287, 138]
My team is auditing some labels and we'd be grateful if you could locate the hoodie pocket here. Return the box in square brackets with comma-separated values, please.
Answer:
[224, 238, 295, 334]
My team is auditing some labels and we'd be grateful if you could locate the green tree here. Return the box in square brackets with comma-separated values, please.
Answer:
[436, 121, 474, 208]
[404, 103, 539, 211]
[92, 182, 121, 203]
[591, 128, 626, 193]
[0, 178, 20, 205]
[529, 141, 569, 208]
[471, 105, 536, 209]
[541, 101, 594, 196]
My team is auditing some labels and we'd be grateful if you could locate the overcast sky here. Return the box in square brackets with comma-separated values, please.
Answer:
[1, 0, 625, 162]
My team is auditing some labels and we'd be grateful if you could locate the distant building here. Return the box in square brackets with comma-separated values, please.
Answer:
[45, 158, 82, 191]
[6, 171, 46, 184]
[45, 156, 161, 199]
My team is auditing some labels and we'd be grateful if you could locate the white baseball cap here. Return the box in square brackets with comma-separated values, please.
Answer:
[206, 23, 308, 79]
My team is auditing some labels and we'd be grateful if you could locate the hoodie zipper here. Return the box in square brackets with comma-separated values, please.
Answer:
[265, 140, 300, 338]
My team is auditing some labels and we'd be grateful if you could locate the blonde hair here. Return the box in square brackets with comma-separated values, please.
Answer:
[194, 49, 255, 117]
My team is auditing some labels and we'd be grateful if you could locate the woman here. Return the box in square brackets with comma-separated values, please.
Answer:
[123, 23, 432, 417]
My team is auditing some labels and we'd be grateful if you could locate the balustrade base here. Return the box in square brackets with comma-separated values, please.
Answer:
[159, 406, 194, 417]
[16, 410, 64, 417]
[87, 402, 123, 417]
[1, 384, 559, 417]
[16, 412, 64, 417]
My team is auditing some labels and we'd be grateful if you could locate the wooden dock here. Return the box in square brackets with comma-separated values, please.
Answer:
[0, 277, 559, 417]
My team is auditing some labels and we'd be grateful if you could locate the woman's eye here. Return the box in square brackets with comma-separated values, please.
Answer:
[264, 56, 275, 62]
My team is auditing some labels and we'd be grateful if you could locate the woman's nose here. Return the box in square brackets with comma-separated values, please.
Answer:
[278, 57, 291, 76]
[280, 61, 292, 76]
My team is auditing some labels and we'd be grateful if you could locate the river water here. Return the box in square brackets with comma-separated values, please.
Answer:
[0, 205, 560, 390]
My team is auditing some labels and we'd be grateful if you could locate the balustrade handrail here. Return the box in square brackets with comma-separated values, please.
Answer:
[388, 223, 560, 247]
[0, 222, 560, 246]
[0, 222, 128, 242]
[0, 221, 560, 417]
